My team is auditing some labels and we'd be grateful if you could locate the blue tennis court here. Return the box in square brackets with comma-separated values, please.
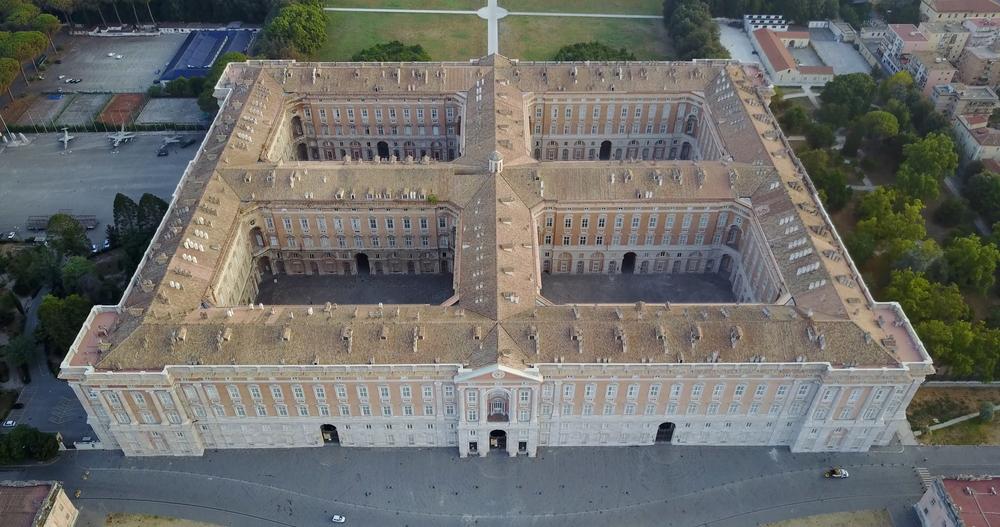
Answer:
[160, 29, 256, 82]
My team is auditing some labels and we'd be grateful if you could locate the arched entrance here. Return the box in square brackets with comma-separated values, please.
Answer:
[296, 143, 308, 160]
[599, 140, 612, 160]
[376, 141, 389, 159]
[258, 256, 272, 274]
[622, 252, 636, 274]
[321, 424, 340, 444]
[489, 430, 507, 452]
[355, 253, 370, 275]
[656, 422, 675, 443]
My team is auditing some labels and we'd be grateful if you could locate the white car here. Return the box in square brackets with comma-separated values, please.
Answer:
[331, 516, 346, 523]
[2, 419, 16, 428]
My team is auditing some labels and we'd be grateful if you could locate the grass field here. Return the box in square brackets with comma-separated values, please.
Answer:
[320, 12, 486, 61]
[499, 16, 671, 60]
[502, 0, 662, 14]
[327, 0, 482, 9]
[105, 513, 220, 527]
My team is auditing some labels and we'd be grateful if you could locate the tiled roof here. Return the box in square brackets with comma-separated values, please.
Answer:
[77, 57, 923, 372]
[930, 0, 1000, 12]
[753, 29, 797, 72]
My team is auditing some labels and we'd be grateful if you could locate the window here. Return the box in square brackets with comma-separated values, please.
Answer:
[382, 405, 392, 417]
[749, 403, 760, 415]
[728, 403, 741, 415]
[444, 385, 454, 398]
[582, 403, 594, 416]
[423, 404, 433, 416]
[603, 403, 614, 416]
[400, 385, 412, 400]
[734, 385, 746, 399]
[649, 384, 661, 399]
[626, 384, 639, 399]
[314, 385, 327, 401]
[360, 405, 371, 416]
[564, 216, 573, 228]
[357, 386, 369, 400]
[467, 409, 479, 421]
[712, 384, 725, 398]
[776, 385, 789, 398]
[445, 404, 456, 416]
[520, 390, 530, 404]
[691, 384, 703, 398]
[563, 403, 573, 416]
[226, 385, 241, 400]
[686, 403, 698, 415]
[797, 385, 810, 398]
[563, 384, 575, 399]
[624, 404, 636, 416]
[422, 385, 433, 399]
[270, 385, 283, 400]
[707, 402, 719, 415]
[276, 405, 288, 417]
[670, 384, 682, 398]
[292, 385, 305, 401]
[256, 405, 267, 416]
[754, 384, 766, 398]
[379, 386, 391, 400]
[249, 385, 262, 400]
[339, 405, 350, 416]
[403, 405, 414, 416]
[667, 402, 678, 415]
[606, 384, 618, 399]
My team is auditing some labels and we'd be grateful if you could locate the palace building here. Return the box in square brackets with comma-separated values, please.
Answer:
[59, 55, 933, 457]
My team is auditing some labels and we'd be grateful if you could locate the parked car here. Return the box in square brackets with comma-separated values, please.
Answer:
[331, 516, 346, 524]
[157, 148, 169, 157]
[103, 238, 111, 249]
[91, 243, 97, 253]
[6, 231, 15, 240]
[824, 468, 849, 479]
[1, 419, 15, 428]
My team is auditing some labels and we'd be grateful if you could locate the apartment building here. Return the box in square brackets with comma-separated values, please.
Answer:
[930, 82, 999, 117]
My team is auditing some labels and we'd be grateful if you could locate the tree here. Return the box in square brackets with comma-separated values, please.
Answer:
[46, 213, 89, 257]
[818, 73, 877, 126]
[779, 105, 808, 134]
[664, 0, 728, 60]
[883, 269, 971, 324]
[933, 197, 973, 228]
[197, 51, 247, 113]
[2, 334, 35, 367]
[805, 122, 835, 149]
[30, 13, 60, 52]
[852, 187, 926, 259]
[892, 238, 943, 274]
[879, 71, 914, 102]
[552, 41, 635, 61]
[966, 171, 1000, 223]
[0, 57, 17, 102]
[350, 40, 431, 61]
[60, 255, 95, 294]
[896, 132, 958, 200]
[257, 2, 327, 58]
[36, 293, 92, 357]
[940, 235, 1000, 293]
[5, 2, 40, 27]
[860, 110, 899, 140]
[981, 401, 995, 423]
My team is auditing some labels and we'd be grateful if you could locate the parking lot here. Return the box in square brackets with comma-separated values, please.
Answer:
[34, 34, 187, 93]
[0, 131, 200, 243]
[808, 28, 871, 75]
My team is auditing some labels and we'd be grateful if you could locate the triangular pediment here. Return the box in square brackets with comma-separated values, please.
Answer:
[454, 363, 542, 383]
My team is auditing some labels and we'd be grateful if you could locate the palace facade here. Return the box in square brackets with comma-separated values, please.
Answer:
[59, 56, 932, 457]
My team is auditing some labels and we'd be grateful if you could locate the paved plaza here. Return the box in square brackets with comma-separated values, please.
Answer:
[717, 21, 760, 65]
[541, 272, 735, 304]
[0, 131, 198, 243]
[33, 34, 187, 93]
[5, 442, 1000, 526]
[809, 28, 871, 75]
[256, 272, 455, 305]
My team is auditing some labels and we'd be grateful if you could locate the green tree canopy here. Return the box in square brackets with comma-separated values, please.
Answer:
[36, 293, 92, 358]
[896, 132, 958, 200]
[4, 2, 40, 27]
[46, 213, 89, 257]
[805, 122, 835, 149]
[860, 110, 899, 140]
[941, 235, 1000, 294]
[967, 171, 1000, 223]
[882, 269, 971, 324]
[2, 333, 34, 367]
[0, 56, 16, 97]
[552, 41, 635, 61]
[351, 40, 431, 62]
[60, 255, 95, 295]
[257, 1, 327, 59]
[818, 73, 877, 126]
[850, 187, 926, 261]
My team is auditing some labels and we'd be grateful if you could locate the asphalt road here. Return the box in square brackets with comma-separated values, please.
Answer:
[0, 131, 198, 244]
[5, 444, 998, 527]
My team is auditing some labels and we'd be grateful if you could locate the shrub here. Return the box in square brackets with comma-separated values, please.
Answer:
[981, 401, 995, 423]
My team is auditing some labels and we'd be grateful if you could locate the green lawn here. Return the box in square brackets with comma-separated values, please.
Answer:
[327, 0, 483, 9]
[320, 12, 487, 61]
[502, 0, 662, 14]
[499, 17, 672, 61]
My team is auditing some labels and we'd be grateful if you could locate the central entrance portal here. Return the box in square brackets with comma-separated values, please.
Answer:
[355, 253, 370, 275]
[321, 424, 340, 444]
[656, 422, 675, 443]
[622, 252, 637, 274]
[489, 430, 507, 452]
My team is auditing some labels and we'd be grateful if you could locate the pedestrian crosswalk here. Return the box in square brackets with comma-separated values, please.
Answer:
[915, 467, 933, 489]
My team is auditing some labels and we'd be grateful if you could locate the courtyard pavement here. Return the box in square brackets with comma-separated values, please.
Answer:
[808, 28, 871, 75]
[4, 443, 999, 526]
[717, 21, 761, 65]
[541, 272, 735, 304]
[256, 272, 455, 306]
[0, 131, 198, 244]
